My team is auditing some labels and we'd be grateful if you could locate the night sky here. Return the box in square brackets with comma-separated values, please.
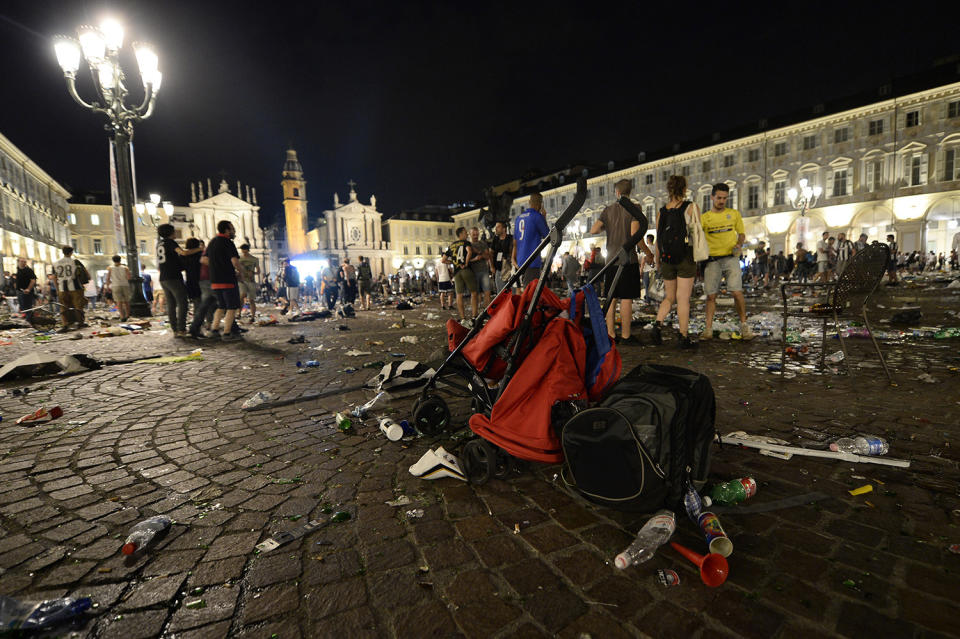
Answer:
[0, 1, 956, 226]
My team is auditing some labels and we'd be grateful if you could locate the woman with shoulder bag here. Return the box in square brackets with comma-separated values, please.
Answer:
[651, 175, 700, 349]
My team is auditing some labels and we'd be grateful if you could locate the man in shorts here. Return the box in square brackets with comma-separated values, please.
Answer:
[447, 227, 477, 322]
[490, 221, 514, 293]
[469, 227, 493, 308]
[341, 258, 357, 305]
[814, 231, 831, 282]
[53, 246, 88, 331]
[701, 183, 754, 340]
[238, 243, 259, 322]
[590, 179, 653, 344]
[204, 220, 243, 341]
[512, 192, 550, 285]
[436, 252, 453, 309]
[753, 241, 769, 287]
[321, 262, 338, 309]
[282, 258, 302, 315]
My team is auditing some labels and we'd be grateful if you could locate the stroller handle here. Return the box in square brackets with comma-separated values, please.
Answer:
[555, 177, 587, 232]
[617, 196, 649, 236]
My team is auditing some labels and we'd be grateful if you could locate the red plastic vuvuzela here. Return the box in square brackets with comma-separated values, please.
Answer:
[670, 541, 729, 587]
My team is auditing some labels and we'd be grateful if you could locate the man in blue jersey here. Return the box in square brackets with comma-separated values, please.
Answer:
[511, 192, 550, 286]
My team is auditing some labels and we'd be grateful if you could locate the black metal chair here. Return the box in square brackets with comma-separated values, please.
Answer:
[780, 242, 892, 381]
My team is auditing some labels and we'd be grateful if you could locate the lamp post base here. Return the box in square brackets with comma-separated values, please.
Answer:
[127, 276, 153, 318]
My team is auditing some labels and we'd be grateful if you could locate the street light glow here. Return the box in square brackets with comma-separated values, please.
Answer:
[77, 25, 106, 61]
[100, 18, 124, 51]
[133, 43, 158, 76]
[53, 37, 81, 75]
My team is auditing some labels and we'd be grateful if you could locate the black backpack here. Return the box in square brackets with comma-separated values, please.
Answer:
[657, 202, 690, 265]
[561, 364, 716, 512]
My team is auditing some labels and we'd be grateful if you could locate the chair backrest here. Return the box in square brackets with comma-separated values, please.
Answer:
[831, 242, 889, 314]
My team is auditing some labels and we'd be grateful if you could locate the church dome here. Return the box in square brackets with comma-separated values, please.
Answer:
[283, 149, 303, 175]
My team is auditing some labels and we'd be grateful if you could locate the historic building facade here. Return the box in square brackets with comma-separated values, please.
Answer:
[455, 80, 960, 260]
[381, 207, 456, 276]
[0, 132, 72, 276]
[68, 197, 157, 283]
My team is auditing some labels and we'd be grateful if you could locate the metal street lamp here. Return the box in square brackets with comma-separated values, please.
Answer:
[53, 18, 162, 317]
[786, 178, 823, 217]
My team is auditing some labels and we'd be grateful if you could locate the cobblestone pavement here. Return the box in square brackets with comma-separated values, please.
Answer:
[0, 283, 958, 638]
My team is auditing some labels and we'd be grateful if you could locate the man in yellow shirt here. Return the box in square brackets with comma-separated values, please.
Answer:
[700, 183, 754, 340]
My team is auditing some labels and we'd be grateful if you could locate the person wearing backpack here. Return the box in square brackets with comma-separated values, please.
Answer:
[357, 256, 373, 310]
[651, 175, 699, 349]
[590, 179, 654, 345]
[700, 183, 754, 341]
[53, 246, 87, 330]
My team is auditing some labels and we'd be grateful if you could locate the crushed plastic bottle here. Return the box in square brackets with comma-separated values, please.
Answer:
[682, 482, 712, 523]
[0, 595, 92, 630]
[351, 391, 392, 419]
[122, 515, 172, 555]
[829, 436, 889, 456]
[241, 391, 274, 410]
[614, 510, 676, 569]
[709, 478, 758, 506]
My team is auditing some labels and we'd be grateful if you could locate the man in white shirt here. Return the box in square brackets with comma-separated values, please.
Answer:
[53, 246, 86, 331]
[814, 231, 830, 282]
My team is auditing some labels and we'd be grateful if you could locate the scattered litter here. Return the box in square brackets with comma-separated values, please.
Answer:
[408, 447, 466, 481]
[335, 412, 353, 433]
[345, 350, 372, 357]
[135, 349, 203, 365]
[288, 335, 307, 344]
[336, 325, 350, 331]
[423, 312, 440, 320]
[378, 416, 404, 441]
[0, 595, 92, 630]
[825, 351, 845, 364]
[255, 517, 331, 553]
[0, 353, 101, 381]
[352, 391, 392, 419]
[16, 406, 63, 426]
[122, 515, 172, 555]
[721, 432, 910, 468]
[385, 496, 412, 507]
[367, 340, 384, 346]
[917, 373, 939, 384]
[399, 335, 419, 344]
[367, 360, 436, 392]
[656, 569, 681, 587]
[183, 599, 206, 610]
[949, 544, 960, 554]
[514, 523, 521, 534]
[848, 484, 873, 496]
[242, 391, 274, 410]
[405, 509, 425, 519]
[297, 360, 320, 368]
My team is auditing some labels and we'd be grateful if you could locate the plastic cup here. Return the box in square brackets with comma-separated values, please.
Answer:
[698, 512, 733, 557]
[670, 541, 729, 587]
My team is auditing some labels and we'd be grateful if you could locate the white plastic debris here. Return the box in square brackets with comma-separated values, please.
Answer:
[399, 336, 419, 344]
[241, 391, 274, 410]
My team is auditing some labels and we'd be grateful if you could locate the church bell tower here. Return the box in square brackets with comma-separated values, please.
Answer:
[282, 148, 309, 255]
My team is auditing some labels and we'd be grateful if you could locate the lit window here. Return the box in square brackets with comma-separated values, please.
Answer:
[90, 213, 100, 225]
[93, 239, 103, 254]
[774, 181, 785, 205]
[69, 213, 77, 224]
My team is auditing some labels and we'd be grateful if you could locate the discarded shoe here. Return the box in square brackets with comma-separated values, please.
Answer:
[16, 406, 63, 425]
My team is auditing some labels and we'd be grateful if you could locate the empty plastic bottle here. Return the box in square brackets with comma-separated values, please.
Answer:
[614, 509, 676, 569]
[829, 436, 888, 456]
[122, 515, 172, 555]
[0, 595, 92, 630]
[709, 478, 758, 506]
[682, 483, 712, 523]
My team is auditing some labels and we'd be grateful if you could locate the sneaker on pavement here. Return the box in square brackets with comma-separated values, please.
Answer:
[188, 331, 207, 340]
[649, 324, 663, 345]
[679, 335, 698, 349]
[700, 329, 713, 341]
[220, 332, 242, 342]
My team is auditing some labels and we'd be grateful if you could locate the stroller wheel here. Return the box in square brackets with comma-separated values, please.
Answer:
[413, 395, 450, 436]
[461, 439, 495, 485]
[492, 447, 514, 480]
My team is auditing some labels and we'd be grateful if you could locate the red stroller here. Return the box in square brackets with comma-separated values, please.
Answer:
[412, 180, 650, 483]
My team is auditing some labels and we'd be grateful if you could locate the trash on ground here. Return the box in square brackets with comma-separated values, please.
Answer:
[255, 517, 330, 553]
[122, 515, 172, 555]
[385, 496, 412, 507]
[409, 447, 466, 481]
[135, 349, 203, 365]
[367, 340, 384, 346]
[720, 432, 910, 468]
[615, 510, 676, 569]
[288, 335, 307, 344]
[297, 360, 320, 367]
[710, 478, 757, 506]
[830, 436, 889, 456]
[242, 391, 274, 410]
[670, 541, 728, 587]
[351, 391, 392, 419]
[16, 406, 63, 425]
[656, 569, 681, 587]
[367, 360, 436, 392]
[334, 412, 353, 433]
[183, 599, 206, 610]
[345, 350, 372, 357]
[698, 512, 733, 557]
[917, 373, 939, 383]
[0, 595, 92, 630]
[378, 416, 404, 441]
[0, 353, 101, 381]
[400, 335, 419, 344]
[825, 351, 845, 364]
[848, 484, 873, 496]
[405, 509, 425, 519]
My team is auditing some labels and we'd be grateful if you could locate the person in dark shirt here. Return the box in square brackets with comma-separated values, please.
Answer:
[203, 220, 242, 341]
[15, 258, 38, 323]
[490, 221, 514, 293]
[157, 224, 200, 337]
[183, 237, 203, 319]
[447, 227, 477, 322]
